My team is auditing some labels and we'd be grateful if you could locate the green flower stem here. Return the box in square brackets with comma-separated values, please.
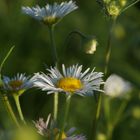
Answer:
[121, 0, 140, 13]
[103, 97, 113, 140]
[107, 123, 113, 140]
[49, 25, 58, 66]
[113, 100, 128, 126]
[92, 18, 116, 140]
[91, 93, 102, 140]
[48, 25, 59, 122]
[2, 94, 20, 127]
[58, 94, 72, 140]
[0, 46, 18, 126]
[105, 99, 128, 140]
[104, 18, 116, 75]
[13, 95, 26, 124]
[66, 30, 87, 40]
[54, 92, 58, 122]
[104, 97, 111, 124]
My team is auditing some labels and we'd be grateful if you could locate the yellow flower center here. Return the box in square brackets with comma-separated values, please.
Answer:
[57, 77, 83, 93]
[9, 80, 23, 89]
[43, 16, 59, 26]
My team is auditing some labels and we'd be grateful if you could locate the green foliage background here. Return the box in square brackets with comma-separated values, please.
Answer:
[0, 0, 140, 140]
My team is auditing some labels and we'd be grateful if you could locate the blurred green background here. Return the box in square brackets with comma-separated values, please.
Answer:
[0, 0, 140, 140]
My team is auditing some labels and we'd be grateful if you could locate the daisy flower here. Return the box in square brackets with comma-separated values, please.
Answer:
[104, 74, 132, 98]
[34, 114, 86, 140]
[33, 64, 104, 96]
[22, 0, 78, 26]
[2, 73, 33, 95]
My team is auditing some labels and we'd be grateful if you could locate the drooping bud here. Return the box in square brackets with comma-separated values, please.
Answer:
[82, 37, 98, 54]
[65, 30, 98, 56]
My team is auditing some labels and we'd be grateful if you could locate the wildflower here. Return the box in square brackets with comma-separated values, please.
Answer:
[33, 64, 104, 96]
[22, 0, 78, 26]
[96, 0, 128, 18]
[104, 74, 132, 97]
[34, 114, 86, 140]
[107, 1, 120, 17]
[83, 38, 98, 54]
[2, 73, 33, 96]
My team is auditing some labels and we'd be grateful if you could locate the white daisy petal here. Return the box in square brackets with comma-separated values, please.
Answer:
[34, 114, 86, 139]
[33, 64, 104, 96]
[104, 74, 132, 98]
[2, 73, 33, 95]
[22, 1, 78, 26]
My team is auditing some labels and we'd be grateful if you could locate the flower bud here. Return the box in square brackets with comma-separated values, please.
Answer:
[83, 37, 98, 54]
[96, 0, 123, 18]
[107, 2, 120, 17]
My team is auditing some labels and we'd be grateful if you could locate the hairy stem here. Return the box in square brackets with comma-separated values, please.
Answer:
[48, 25, 59, 122]
[49, 25, 58, 66]
[92, 18, 116, 140]
[13, 95, 26, 124]
[54, 92, 58, 122]
[58, 95, 71, 140]
[2, 94, 20, 127]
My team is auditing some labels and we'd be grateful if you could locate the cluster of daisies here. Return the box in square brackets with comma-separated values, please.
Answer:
[1, 64, 104, 97]
[0, 64, 104, 140]
[0, 64, 131, 139]
[0, 1, 132, 140]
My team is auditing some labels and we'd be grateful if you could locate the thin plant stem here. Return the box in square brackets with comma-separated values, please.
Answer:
[13, 95, 26, 124]
[104, 18, 116, 75]
[48, 25, 59, 122]
[54, 92, 58, 121]
[104, 97, 113, 140]
[113, 100, 128, 126]
[105, 99, 128, 140]
[0, 46, 19, 127]
[2, 94, 20, 127]
[0, 46, 15, 74]
[121, 0, 140, 13]
[107, 123, 113, 140]
[91, 93, 102, 140]
[104, 97, 111, 124]
[49, 25, 58, 66]
[92, 18, 116, 140]
[58, 95, 72, 140]
[66, 30, 87, 40]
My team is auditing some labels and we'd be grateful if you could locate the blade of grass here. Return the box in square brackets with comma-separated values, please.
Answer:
[0, 46, 15, 75]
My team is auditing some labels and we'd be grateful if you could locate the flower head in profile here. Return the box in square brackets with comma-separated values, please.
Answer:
[2, 73, 33, 95]
[33, 64, 104, 96]
[22, 0, 78, 26]
[34, 114, 86, 140]
[104, 74, 132, 98]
